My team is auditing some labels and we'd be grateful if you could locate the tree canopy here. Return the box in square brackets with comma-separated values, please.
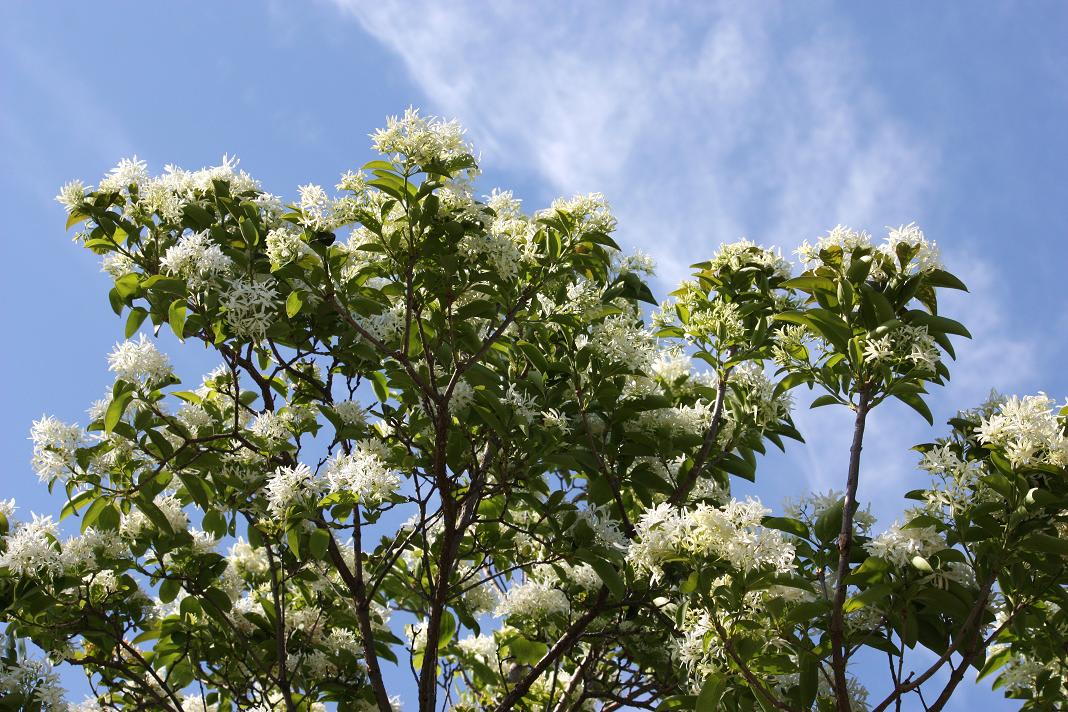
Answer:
[2, 109, 1066, 712]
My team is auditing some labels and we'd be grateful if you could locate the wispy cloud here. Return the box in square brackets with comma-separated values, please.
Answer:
[329, 0, 1042, 509]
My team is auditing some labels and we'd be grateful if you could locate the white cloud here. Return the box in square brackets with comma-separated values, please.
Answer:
[332, 1, 932, 280]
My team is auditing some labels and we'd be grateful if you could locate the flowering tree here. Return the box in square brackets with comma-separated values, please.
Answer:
[2, 109, 1066, 712]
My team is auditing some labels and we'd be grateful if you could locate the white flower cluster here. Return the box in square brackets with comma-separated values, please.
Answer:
[88, 155, 260, 223]
[796, 225, 873, 270]
[30, 415, 83, 483]
[370, 107, 474, 168]
[60, 527, 127, 573]
[297, 184, 336, 231]
[160, 231, 233, 287]
[0, 514, 61, 577]
[265, 225, 310, 266]
[494, 579, 570, 620]
[55, 179, 87, 213]
[587, 314, 657, 371]
[227, 537, 269, 577]
[107, 334, 173, 384]
[332, 400, 367, 427]
[864, 520, 946, 568]
[884, 222, 941, 274]
[542, 192, 617, 235]
[729, 361, 794, 430]
[121, 494, 189, 538]
[460, 230, 525, 281]
[362, 301, 406, 344]
[628, 498, 795, 582]
[918, 443, 987, 514]
[0, 655, 66, 710]
[221, 277, 277, 340]
[975, 393, 1068, 468]
[796, 223, 940, 277]
[100, 252, 137, 278]
[98, 156, 150, 194]
[265, 463, 322, 517]
[456, 633, 498, 661]
[862, 324, 940, 370]
[325, 441, 400, 506]
[705, 239, 791, 280]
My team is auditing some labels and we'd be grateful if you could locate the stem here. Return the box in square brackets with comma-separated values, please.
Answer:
[326, 528, 394, 711]
[493, 588, 609, 712]
[667, 365, 732, 506]
[830, 390, 871, 712]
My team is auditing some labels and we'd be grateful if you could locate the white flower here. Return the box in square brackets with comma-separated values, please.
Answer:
[542, 192, 616, 235]
[101, 252, 137, 278]
[371, 107, 474, 168]
[456, 633, 498, 661]
[975, 393, 1068, 468]
[227, 537, 269, 577]
[250, 410, 293, 443]
[160, 231, 233, 286]
[883, 222, 941, 274]
[297, 184, 336, 231]
[0, 656, 67, 711]
[30, 416, 83, 483]
[98, 156, 149, 193]
[108, 334, 173, 384]
[589, 314, 657, 371]
[60, 527, 126, 572]
[325, 442, 400, 506]
[265, 225, 311, 266]
[0, 514, 61, 577]
[55, 179, 87, 212]
[332, 400, 367, 427]
[706, 239, 791, 280]
[336, 170, 368, 193]
[463, 580, 500, 614]
[795, 225, 873, 270]
[363, 301, 406, 344]
[221, 277, 278, 339]
[0, 499, 15, 522]
[628, 498, 796, 581]
[495, 580, 570, 620]
[265, 463, 322, 516]
[864, 521, 945, 568]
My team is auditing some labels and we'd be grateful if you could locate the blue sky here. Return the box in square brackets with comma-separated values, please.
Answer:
[2, 2, 1067, 709]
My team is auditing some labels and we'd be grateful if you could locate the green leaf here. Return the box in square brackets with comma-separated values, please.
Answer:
[814, 498, 844, 544]
[762, 516, 808, 538]
[925, 269, 968, 292]
[114, 273, 140, 299]
[159, 578, 181, 604]
[105, 390, 134, 434]
[438, 610, 456, 650]
[893, 392, 934, 425]
[810, 394, 841, 409]
[799, 652, 818, 709]
[239, 217, 259, 246]
[168, 299, 187, 341]
[125, 307, 149, 338]
[508, 636, 547, 665]
[309, 528, 331, 560]
[286, 291, 303, 318]
[370, 371, 389, 403]
[579, 552, 625, 599]
[695, 676, 725, 711]
[1022, 532, 1068, 556]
